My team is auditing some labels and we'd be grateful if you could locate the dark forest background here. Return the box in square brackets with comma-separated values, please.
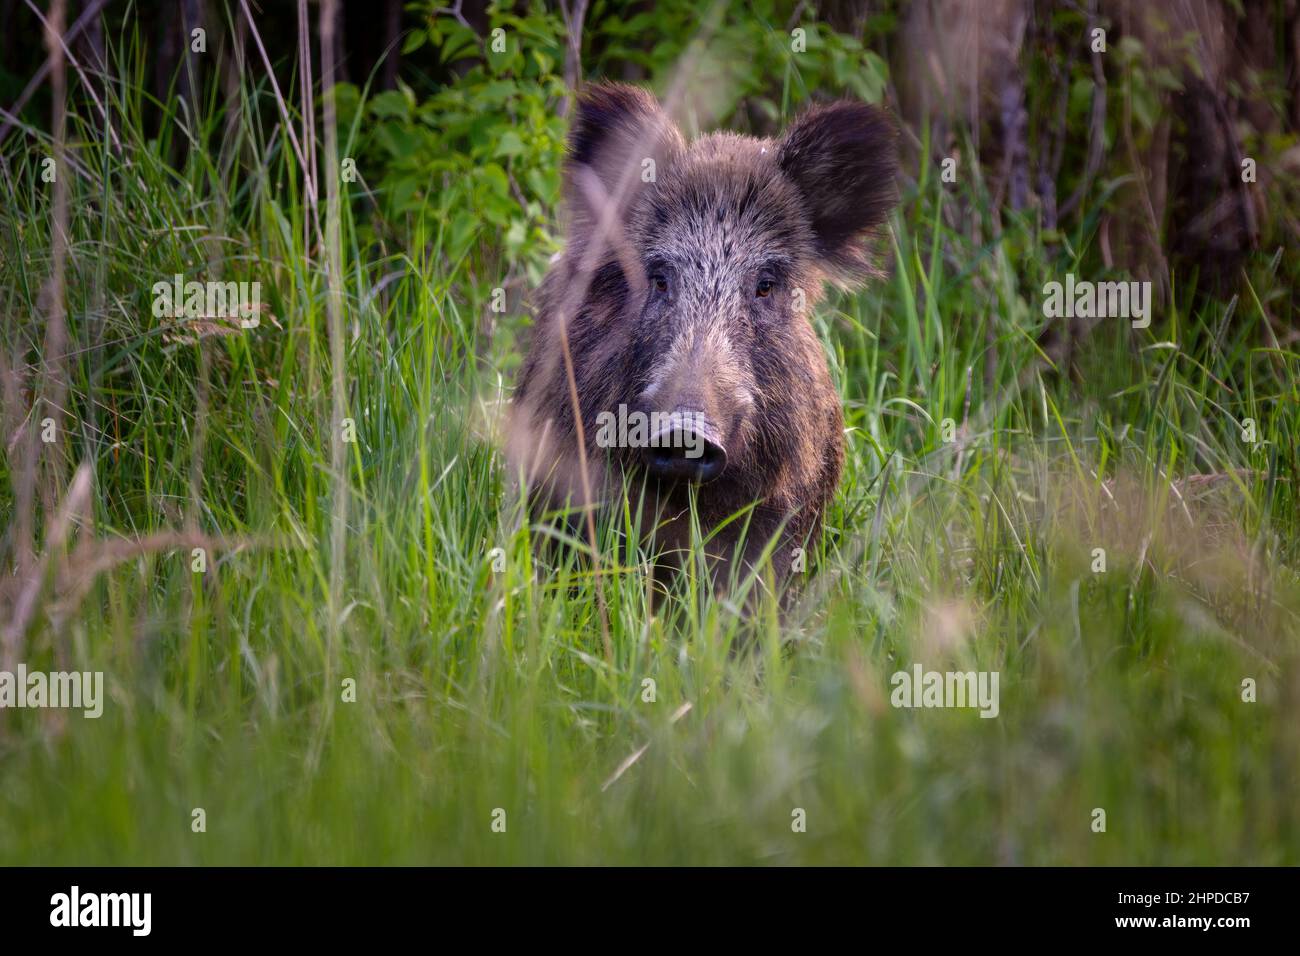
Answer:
[4, 0, 1299, 348]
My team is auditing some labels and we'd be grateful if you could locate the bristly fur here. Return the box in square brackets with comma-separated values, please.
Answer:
[506, 82, 900, 599]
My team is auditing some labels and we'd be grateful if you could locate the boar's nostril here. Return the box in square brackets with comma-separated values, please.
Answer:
[643, 436, 727, 483]
[641, 412, 727, 484]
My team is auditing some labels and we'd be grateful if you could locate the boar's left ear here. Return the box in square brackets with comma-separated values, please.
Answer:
[563, 83, 684, 233]
[776, 100, 899, 286]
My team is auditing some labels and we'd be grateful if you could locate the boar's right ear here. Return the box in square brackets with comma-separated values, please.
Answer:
[562, 83, 684, 232]
[776, 100, 899, 286]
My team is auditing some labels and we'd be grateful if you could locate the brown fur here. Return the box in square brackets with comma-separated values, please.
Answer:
[507, 83, 899, 599]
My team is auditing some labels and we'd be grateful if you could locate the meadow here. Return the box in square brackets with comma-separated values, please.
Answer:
[1, 1, 1297, 865]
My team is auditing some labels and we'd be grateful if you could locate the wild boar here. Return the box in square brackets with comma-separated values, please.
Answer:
[506, 82, 898, 600]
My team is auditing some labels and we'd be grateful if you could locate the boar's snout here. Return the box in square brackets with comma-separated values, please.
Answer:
[640, 408, 727, 484]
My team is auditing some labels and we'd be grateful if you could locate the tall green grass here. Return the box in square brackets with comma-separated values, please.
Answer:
[1, 28, 1297, 865]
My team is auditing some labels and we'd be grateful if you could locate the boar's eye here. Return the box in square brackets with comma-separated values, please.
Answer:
[755, 278, 775, 298]
[650, 273, 669, 294]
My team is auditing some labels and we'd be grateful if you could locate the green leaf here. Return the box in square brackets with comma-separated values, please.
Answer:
[494, 131, 526, 158]
[440, 25, 480, 64]
[477, 163, 510, 198]
[376, 121, 421, 159]
[401, 30, 427, 55]
[370, 90, 410, 121]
